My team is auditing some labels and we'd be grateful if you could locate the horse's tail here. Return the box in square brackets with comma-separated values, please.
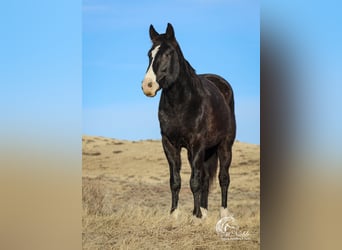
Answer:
[229, 90, 235, 118]
[208, 152, 218, 189]
[205, 148, 219, 189]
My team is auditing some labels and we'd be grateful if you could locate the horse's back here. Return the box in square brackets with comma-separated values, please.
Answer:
[199, 74, 235, 114]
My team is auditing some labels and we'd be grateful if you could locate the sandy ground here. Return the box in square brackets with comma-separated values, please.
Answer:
[82, 135, 260, 249]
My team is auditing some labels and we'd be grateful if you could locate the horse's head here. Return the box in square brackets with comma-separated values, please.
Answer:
[141, 23, 181, 97]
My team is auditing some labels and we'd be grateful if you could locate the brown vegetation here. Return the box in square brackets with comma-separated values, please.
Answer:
[82, 135, 260, 249]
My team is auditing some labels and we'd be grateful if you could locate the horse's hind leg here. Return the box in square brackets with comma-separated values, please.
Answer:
[217, 139, 234, 218]
[162, 136, 181, 217]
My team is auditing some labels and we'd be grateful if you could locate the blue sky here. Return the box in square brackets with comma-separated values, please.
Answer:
[83, 0, 260, 144]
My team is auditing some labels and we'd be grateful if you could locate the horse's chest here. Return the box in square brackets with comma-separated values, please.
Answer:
[158, 107, 201, 139]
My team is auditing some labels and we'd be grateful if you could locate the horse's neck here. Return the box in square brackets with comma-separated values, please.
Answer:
[161, 53, 202, 103]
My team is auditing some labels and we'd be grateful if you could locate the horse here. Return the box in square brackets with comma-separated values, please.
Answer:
[141, 23, 236, 219]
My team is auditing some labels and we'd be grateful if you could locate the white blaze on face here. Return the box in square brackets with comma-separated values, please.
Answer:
[145, 45, 160, 81]
[142, 45, 161, 97]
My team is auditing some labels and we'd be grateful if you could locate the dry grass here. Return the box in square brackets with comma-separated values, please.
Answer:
[82, 135, 260, 249]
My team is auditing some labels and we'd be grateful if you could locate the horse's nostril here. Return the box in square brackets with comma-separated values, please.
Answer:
[147, 82, 153, 88]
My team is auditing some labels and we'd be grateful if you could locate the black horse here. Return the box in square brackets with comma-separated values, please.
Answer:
[142, 23, 236, 219]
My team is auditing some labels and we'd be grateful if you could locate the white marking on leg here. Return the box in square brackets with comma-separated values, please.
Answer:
[220, 206, 229, 218]
[171, 207, 180, 219]
[200, 207, 208, 219]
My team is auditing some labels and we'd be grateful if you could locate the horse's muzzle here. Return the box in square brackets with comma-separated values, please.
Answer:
[141, 78, 160, 97]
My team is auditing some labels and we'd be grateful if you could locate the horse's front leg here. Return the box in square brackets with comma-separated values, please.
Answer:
[162, 136, 181, 217]
[188, 146, 205, 218]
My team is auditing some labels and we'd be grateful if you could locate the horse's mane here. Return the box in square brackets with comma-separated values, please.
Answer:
[183, 59, 196, 76]
[172, 40, 201, 88]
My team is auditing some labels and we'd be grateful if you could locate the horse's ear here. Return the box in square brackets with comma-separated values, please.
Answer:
[149, 25, 159, 42]
[166, 23, 175, 40]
